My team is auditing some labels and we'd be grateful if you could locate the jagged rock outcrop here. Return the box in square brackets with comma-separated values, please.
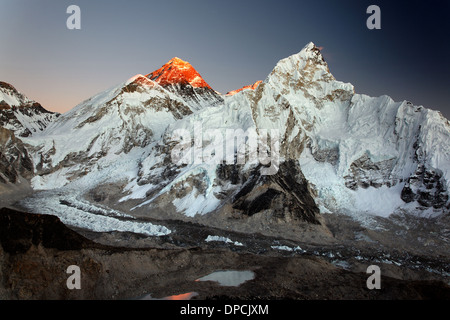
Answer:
[401, 165, 449, 209]
[0, 127, 33, 184]
[230, 161, 319, 224]
[0, 207, 95, 253]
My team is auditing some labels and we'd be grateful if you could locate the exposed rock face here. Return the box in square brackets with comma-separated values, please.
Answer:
[401, 165, 449, 209]
[230, 160, 320, 224]
[344, 153, 397, 190]
[0, 207, 94, 253]
[160, 83, 224, 110]
[0, 127, 33, 184]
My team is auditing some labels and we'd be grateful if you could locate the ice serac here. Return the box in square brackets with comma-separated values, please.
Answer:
[146, 57, 223, 110]
[0, 81, 59, 137]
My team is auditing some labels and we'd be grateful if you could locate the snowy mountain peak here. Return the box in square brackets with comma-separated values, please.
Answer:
[0, 81, 20, 95]
[0, 81, 34, 109]
[269, 42, 330, 83]
[303, 41, 320, 52]
[226, 80, 263, 96]
[144, 57, 223, 110]
[0, 81, 59, 137]
[263, 42, 353, 116]
[146, 57, 212, 89]
[295, 41, 325, 63]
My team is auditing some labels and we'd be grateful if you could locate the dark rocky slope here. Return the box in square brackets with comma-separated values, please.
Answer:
[1, 207, 449, 300]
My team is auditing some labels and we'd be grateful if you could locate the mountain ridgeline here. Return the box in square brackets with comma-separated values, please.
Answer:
[1, 43, 449, 232]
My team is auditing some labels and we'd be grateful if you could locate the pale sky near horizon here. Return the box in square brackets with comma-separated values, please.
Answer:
[1, 0, 449, 119]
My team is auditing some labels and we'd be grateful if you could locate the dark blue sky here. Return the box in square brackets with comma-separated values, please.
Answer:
[1, 0, 449, 119]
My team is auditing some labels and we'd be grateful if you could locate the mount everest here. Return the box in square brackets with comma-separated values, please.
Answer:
[1, 42, 449, 237]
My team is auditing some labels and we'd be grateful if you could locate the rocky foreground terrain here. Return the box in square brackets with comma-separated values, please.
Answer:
[1, 207, 449, 300]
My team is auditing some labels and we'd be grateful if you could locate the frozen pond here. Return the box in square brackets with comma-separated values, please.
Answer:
[137, 270, 254, 299]
[196, 270, 255, 287]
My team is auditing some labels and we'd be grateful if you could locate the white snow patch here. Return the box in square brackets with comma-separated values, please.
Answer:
[271, 245, 304, 252]
[205, 235, 243, 246]
[353, 184, 406, 217]
[172, 188, 221, 217]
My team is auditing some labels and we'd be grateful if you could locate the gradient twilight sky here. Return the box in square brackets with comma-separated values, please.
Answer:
[1, 0, 449, 119]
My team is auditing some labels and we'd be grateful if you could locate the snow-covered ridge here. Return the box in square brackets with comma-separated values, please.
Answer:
[226, 80, 262, 96]
[0, 81, 59, 137]
[0, 81, 33, 108]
